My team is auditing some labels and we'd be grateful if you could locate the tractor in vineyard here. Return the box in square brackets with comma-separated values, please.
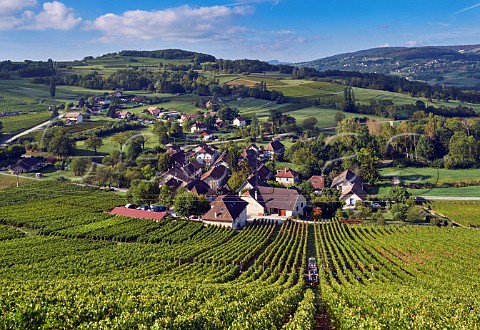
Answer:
[308, 257, 319, 286]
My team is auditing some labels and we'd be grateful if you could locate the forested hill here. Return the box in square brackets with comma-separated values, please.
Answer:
[298, 45, 480, 88]
[96, 49, 216, 62]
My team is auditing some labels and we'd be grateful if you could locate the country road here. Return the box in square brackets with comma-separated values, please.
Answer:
[3, 114, 64, 145]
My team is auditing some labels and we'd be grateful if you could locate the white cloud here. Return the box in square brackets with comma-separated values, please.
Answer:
[89, 5, 254, 42]
[21, 1, 81, 30]
[0, 0, 37, 14]
[378, 43, 391, 48]
[405, 40, 424, 47]
[0, 1, 80, 31]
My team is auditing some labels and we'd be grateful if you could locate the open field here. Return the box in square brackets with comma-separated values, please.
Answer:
[0, 182, 479, 328]
[381, 167, 480, 184]
[0, 173, 37, 190]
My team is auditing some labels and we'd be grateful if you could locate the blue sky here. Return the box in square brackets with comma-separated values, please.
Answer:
[1, 0, 480, 62]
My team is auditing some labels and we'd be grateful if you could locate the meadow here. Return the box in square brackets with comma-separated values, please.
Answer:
[428, 200, 480, 227]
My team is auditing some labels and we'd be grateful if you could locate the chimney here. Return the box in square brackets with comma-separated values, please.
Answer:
[214, 212, 217, 219]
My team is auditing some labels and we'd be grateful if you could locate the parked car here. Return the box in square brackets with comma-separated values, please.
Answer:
[136, 205, 149, 211]
[125, 204, 137, 209]
[371, 203, 382, 208]
[150, 205, 167, 212]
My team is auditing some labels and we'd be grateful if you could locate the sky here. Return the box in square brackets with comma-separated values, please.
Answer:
[0, 0, 480, 62]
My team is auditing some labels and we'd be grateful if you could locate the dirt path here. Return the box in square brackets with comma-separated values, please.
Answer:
[307, 224, 332, 330]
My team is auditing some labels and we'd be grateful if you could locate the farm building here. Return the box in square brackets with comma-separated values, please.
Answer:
[241, 186, 307, 218]
[64, 112, 83, 124]
[202, 195, 248, 229]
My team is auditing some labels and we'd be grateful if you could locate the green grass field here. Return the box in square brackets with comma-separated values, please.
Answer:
[380, 167, 480, 184]
[0, 174, 38, 190]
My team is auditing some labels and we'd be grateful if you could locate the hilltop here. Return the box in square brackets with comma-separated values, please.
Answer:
[298, 45, 480, 88]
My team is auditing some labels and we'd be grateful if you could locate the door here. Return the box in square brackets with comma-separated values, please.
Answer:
[279, 209, 287, 216]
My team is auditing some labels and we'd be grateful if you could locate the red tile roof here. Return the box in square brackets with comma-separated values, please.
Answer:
[275, 167, 299, 179]
[109, 207, 167, 221]
[308, 176, 325, 190]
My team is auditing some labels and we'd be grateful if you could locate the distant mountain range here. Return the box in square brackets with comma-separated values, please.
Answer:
[298, 45, 480, 88]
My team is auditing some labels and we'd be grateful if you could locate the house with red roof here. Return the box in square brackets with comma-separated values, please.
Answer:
[308, 175, 325, 194]
[275, 167, 299, 186]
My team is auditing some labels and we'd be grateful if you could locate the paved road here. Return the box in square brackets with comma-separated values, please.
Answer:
[3, 114, 63, 145]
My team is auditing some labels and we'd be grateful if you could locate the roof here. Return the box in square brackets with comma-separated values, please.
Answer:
[182, 162, 201, 176]
[256, 165, 272, 181]
[15, 157, 42, 168]
[202, 195, 248, 222]
[163, 177, 184, 192]
[308, 176, 325, 190]
[171, 151, 186, 166]
[201, 165, 229, 181]
[186, 179, 215, 196]
[275, 167, 299, 179]
[235, 116, 246, 121]
[164, 167, 190, 183]
[200, 130, 212, 137]
[192, 122, 207, 129]
[245, 186, 303, 211]
[65, 112, 82, 118]
[340, 184, 367, 200]
[264, 140, 285, 152]
[109, 207, 167, 221]
[331, 170, 364, 188]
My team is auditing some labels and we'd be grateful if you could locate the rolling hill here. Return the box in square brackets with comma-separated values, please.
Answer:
[298, 45, 480, 88]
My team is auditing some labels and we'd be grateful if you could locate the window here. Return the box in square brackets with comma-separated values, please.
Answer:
[349, 198, 355, 205]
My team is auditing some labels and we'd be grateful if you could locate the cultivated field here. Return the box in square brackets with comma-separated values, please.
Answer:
[428, 200, 480, 227]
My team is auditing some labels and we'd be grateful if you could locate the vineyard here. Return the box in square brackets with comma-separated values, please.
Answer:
[0, 181, 479, 329]
[428, 200, 480, 227]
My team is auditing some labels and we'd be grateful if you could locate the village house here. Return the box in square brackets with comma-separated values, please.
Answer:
[233, 116, 247, 127]
[241, 186, 307, 218]
[275, 167, 299, 186]
[180, 113, 197, 124]
[205, 100, 219, 111]
[190, 122, 208, 133]
[237, 173, 271, 193]
[185, 179, 215, 200]
[308, 175, 325, 195]
[10, 157, 43, 174]
[194, 145, 219, 166]
[147, 107, 162, 117]
[264, 139, 285, 160]
[199, 130, 213, 141]
[115, 110, 132, 119]
[201, 165, 230, 191]
[110, 91, 123, 98]
[214, 119, 226, 129]
[331, 170, 367, 208]
[202, 195, 248, 229]
[64, 112, 83, 124]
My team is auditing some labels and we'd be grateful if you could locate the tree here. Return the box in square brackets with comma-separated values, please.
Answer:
[70, 157, 91, 176]
[112, 132, 132, 152]
[444, 131, 478, 169]
[125, 137, 143, 160]
[48, 128, 75, 158]
[84, 134, 103, 155]
[416, 135, 434, 161]
[387, 186, 410, 203]
[158, 184, 174, 207]
[130, 180, 160, 205]
[228, 170, 248, 192]
[153, 121, 169, 145]
[357, 147, 380, 184]
[50, 107, 59, 119]
[49, 77, 56, 98]
[302, 117, 318, 131]
[342, 87, 356, 112]
[335, 112, 345, 123]
[157, 153, 175, 173]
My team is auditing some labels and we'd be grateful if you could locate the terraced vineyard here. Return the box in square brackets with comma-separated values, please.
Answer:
[0, 181, 479, 329]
